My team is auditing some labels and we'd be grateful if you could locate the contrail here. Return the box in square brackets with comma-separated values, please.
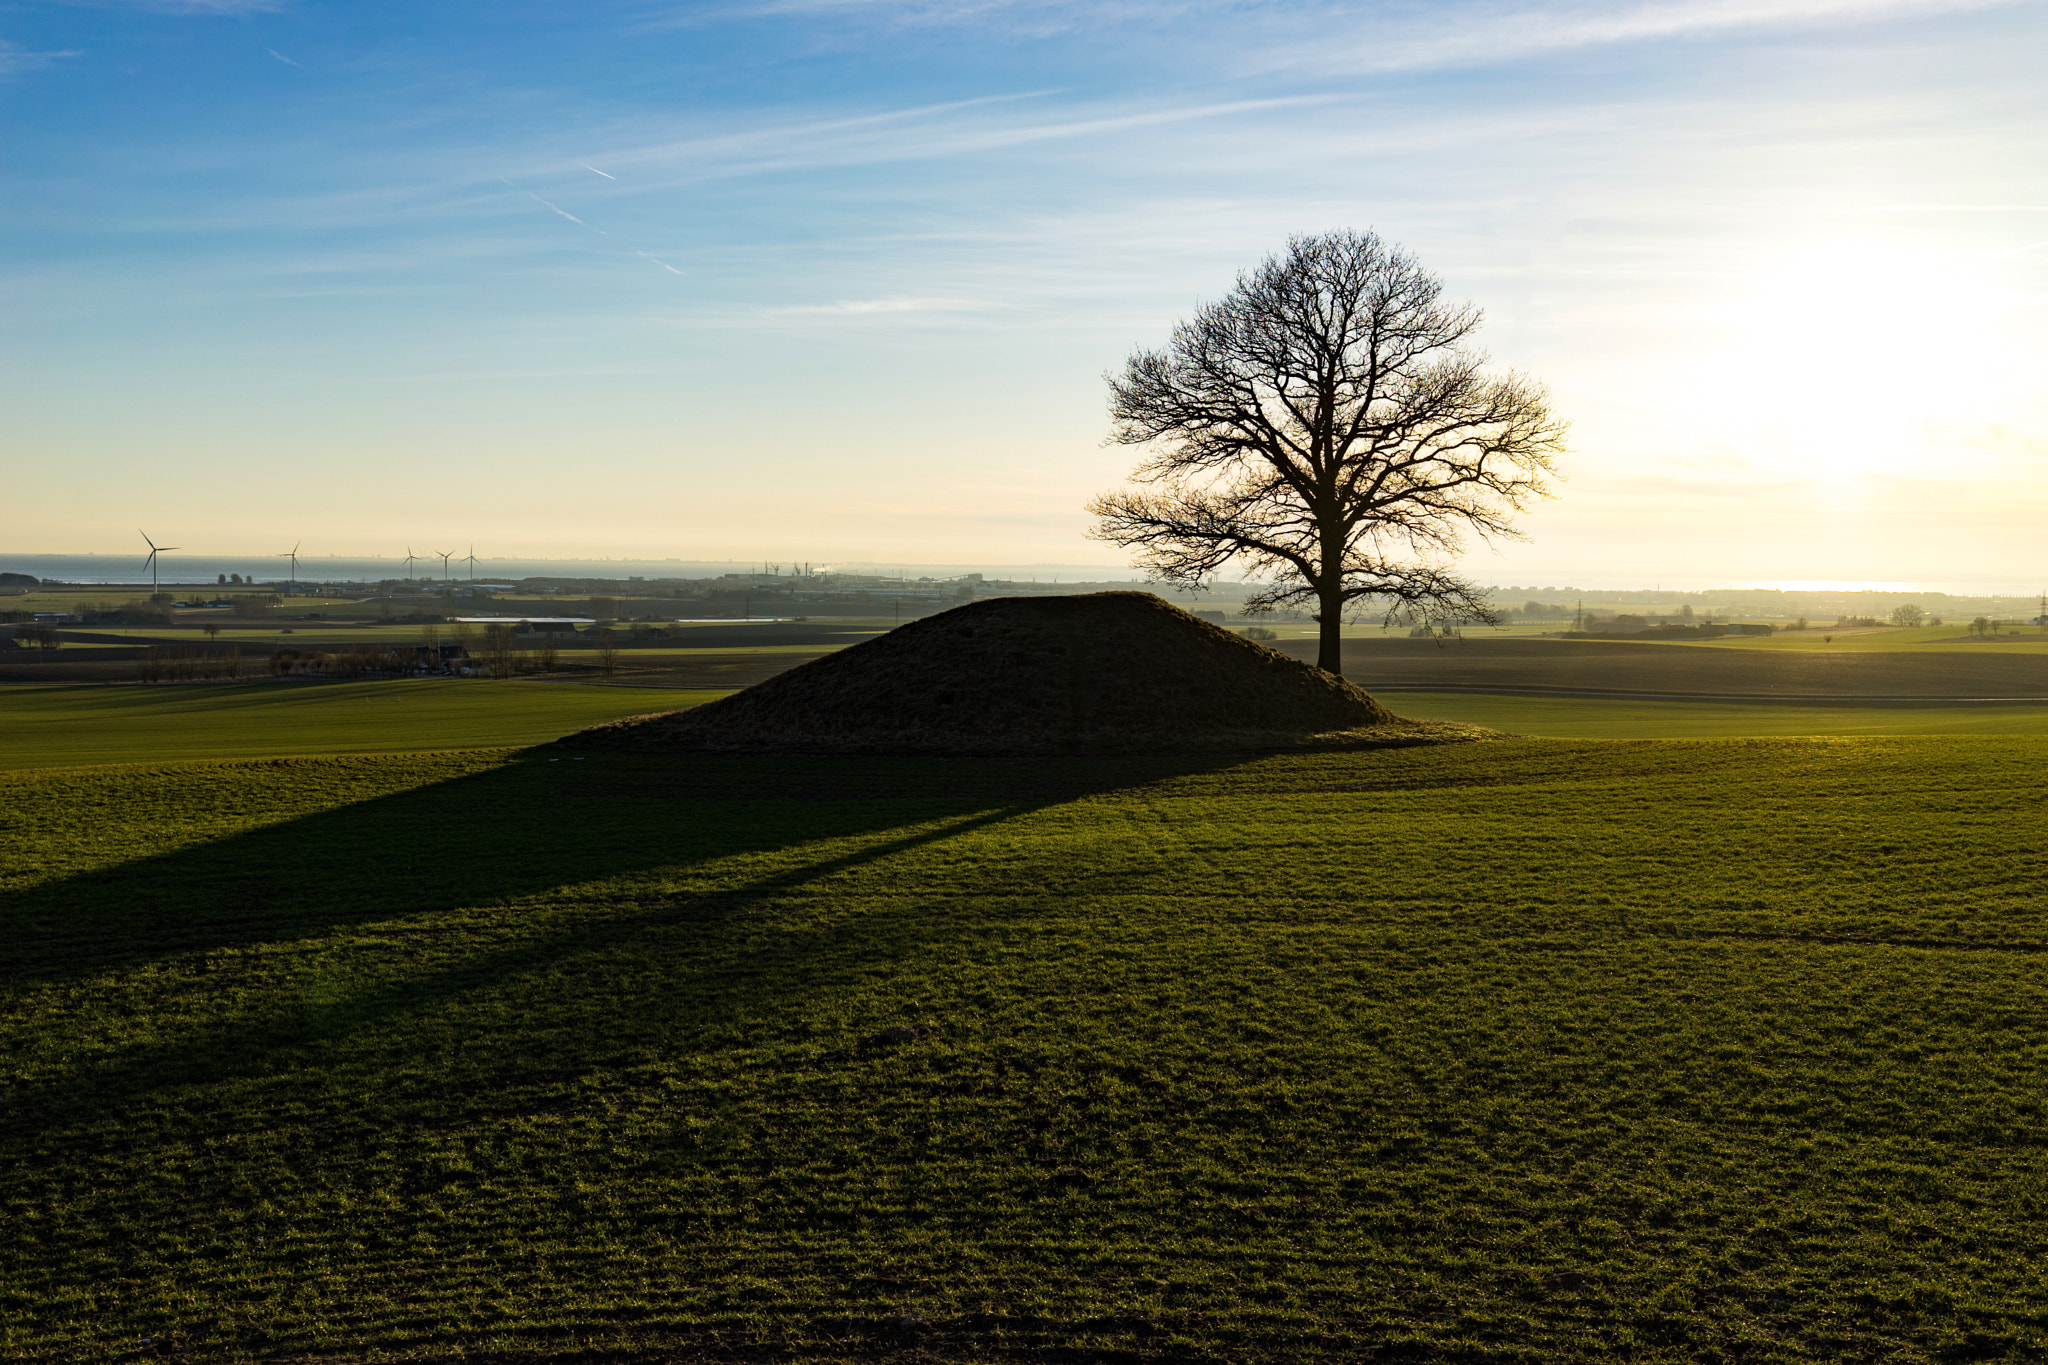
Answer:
[499, 175, 683, 278]
[579, 163, 616, 180]
[499, 177, 602, 232]
[267, 48, 302, 68]
[529, 194, 594, 229]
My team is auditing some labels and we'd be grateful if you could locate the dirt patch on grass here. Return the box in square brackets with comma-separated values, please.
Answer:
[569, 591, 1480, 755]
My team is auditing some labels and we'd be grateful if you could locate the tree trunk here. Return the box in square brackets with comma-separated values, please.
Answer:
[1316, 586, 1345, 676]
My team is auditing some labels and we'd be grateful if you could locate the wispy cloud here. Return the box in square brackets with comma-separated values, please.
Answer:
[771, 296, 991, 314]
[1254, 0, 2033, 75]
[688, 0, 2029, 64]
[266, 47, 302, 68]
[580, 163, 616, 179]
[551, 91, 1330, 197]
[0, 40, 81, 77]
[668, 0, 1172, 37]
[115, 0, 284, 13]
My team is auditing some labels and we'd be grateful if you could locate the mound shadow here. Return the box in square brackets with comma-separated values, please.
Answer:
[4, 747, 1257, 986]
[1, 746, 1261, 1142]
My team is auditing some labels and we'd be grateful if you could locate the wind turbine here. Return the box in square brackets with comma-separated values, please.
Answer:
[437, 550, 454, 581]
[139, 530, 179, 596]
[403, 547, 418, 582]
[279, 541, 301, 590]
[465, 544, 477, 583]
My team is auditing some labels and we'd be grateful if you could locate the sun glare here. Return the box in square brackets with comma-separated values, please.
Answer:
[1688, 241, 2029, 488]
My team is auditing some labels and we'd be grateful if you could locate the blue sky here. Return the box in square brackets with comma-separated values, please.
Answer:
[4, 0, 2046, 585]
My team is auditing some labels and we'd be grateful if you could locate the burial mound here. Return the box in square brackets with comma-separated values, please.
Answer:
[572, 591, 1455, 756]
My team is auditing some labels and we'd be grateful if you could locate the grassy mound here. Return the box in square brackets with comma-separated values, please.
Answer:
[576, 591, 1452, 754]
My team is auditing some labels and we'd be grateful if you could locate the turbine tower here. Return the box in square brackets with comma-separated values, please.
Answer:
[279, 541, 301, 590]
[138, 530, 179, 596]
[403, 547, 418, 582]
[465, 543, 477, 583]
[437, 550, 454, 581]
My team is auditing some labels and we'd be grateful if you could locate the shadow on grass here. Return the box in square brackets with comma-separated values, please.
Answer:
[5, 747, 1245, 981]
[1, 745, 1251, 1142]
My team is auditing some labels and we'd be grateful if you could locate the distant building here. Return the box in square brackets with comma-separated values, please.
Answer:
[450, 615, 594, 637]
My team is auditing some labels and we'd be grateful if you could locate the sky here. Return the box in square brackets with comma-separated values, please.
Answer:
[2, 0, 2045, 588]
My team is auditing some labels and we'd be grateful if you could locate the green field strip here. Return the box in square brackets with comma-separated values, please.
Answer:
[0, 680, 720, 770]
[1384, 688, 2048, 737]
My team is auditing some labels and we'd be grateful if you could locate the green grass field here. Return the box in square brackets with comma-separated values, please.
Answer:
[1692, 627, 2048, 654]
[1389, 690, 2048, 738]
[8, 678, 2048, 776]
[4, 737, 2045, 1362]
[1318, 637, 2048, 700]
[0, 681, 716, 771]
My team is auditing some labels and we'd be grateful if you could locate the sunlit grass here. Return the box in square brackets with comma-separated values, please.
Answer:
[1692, 626, 2048, 653]
[0, 680, 722, 771]
[1389, 690, 2048, 737]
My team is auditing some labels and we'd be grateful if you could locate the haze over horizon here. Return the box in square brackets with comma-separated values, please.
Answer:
[4, 0, 2044, 585]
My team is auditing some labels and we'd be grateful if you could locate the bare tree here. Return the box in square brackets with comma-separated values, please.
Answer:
[483, 623, 517, 678]
[1089, 230, 1567, 676]
[597, 627, 619, 676]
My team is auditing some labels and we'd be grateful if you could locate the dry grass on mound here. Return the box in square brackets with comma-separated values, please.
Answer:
[570, 591, 1492, 756]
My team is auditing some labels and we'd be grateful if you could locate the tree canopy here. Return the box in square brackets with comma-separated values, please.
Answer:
[1089, 230, 1567, 676]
